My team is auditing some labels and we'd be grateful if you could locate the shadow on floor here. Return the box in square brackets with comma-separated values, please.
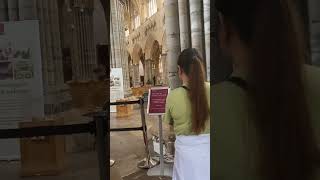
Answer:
[122, 169, 171, 180]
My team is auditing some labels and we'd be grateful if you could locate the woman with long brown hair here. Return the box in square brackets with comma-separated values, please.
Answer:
[213, 0, 320, 180]
[164, 48, 210, 180]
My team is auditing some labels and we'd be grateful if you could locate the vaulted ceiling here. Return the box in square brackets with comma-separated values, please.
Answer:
[123, 0, 146, 29]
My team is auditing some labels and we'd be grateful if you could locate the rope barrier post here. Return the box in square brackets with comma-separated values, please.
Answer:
[137, 98, 158, 169]
[158, 115, 164, 176]
[95, 112, 108, 180]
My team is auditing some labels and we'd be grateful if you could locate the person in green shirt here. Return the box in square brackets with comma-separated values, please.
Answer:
[213, 0, 320, 180]
[164, 48, 210, 180]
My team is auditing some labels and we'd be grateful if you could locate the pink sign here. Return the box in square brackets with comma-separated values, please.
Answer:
[147, 87, 169, 115]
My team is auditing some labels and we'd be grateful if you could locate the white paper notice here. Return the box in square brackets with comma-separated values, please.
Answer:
[0, 20, 44, 160]
[110, 68, 124, 112]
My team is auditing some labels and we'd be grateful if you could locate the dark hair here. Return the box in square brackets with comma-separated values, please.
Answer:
[178, 48, 209, 134]
[215, 0, 318, 180]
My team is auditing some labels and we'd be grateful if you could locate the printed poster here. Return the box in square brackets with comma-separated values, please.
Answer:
[110, 68, 124, 112]
[0, 20, 44, 160]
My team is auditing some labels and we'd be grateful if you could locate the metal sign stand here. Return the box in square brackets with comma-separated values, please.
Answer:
[147, 115, 173, 178]
[137, 98, 159, 169]
[159, 115, 164, 176]
[108, 99, 158, 169]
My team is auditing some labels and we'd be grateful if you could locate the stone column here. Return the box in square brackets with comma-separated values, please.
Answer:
[164, 0, 181, 89]
[0, 0, 7, 21]
[43, 0, 56, 87]
[145, 59, 152, 84]
[79, 8, 86, 79]
[110, 0, 130, 94]
[133, 63, 140, 87]
[203, 0, 210, 81]
[88, 1, 97, 80]
[189, 0, 205, 61]
[36, 0, 48, 94]
[109, 0, 116, 68]
[70, 1, 96, 81]
[309, 0, 320, 65]
[18, 0, 37, 20]
[8, 0, 18, 21]
[110, 0, 121, 68]
[72, 7, 81, 80]
[178, 0, 191, 50]
[50, 0, 65, 86]
[120, 4, 130, 94]
[160, 53, 167, 85]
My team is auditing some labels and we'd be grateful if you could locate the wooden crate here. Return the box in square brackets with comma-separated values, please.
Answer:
[116, 99, 133, 118]
[131, 87, 146, 97]
[19, 119, 65, 177]
[116, 104, 133, 118]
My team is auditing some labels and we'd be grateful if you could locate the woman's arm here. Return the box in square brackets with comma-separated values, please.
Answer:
[163, 93, 175, 139]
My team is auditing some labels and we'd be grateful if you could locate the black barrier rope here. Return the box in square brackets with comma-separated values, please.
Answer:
[0, 98, 144, 180]
[109, 99, 142, 106]
[105, 98, 146, 133]
[0, 99, 144, 140]
[0, 112, 108, 139]
[110, 127, 143, 132]
[0, 122, 95, 139]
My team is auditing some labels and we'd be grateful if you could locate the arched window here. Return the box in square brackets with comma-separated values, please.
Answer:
[125, 28, 129, 37]
[134, 15, 140, 29]
[148, 0, 157, 17]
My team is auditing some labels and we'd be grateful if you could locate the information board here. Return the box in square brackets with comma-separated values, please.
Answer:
[110, 68, 124, 112]
[0, 20, 44, 160]
[147, 87, 169, 115]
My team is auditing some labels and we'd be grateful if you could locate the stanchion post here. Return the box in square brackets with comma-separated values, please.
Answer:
[140, 98, 148, 149]
[158, 115, 164, 176]
[137, 98, 158, 169]
[95, 112, 108, 180]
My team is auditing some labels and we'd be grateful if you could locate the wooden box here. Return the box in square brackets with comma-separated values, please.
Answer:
[19, 119, 65, 177]
[116, 99, 133, 118]
[131, 87, 146, 97]
[116, 105, 133, 118]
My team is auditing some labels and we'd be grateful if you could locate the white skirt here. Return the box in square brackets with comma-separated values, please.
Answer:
[173, 134, 210, 180]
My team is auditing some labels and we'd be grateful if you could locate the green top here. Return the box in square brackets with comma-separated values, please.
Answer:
[164, 82, 210, 136]
[212, 65, 320, 179]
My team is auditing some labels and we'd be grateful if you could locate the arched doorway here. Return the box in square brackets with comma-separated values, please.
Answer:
[144, 38, 161, 86]
[150, 40, 161, 85]
[138, 49, 145, 86]
[132, 44, 144, 87]
[128, 54, 133, 87]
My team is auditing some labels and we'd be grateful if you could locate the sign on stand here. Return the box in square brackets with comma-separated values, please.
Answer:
[147, 87, 169, 115]
[0, 20, 44, 160]
[110, 68, 124, 112]
[147, 87, 171, 177]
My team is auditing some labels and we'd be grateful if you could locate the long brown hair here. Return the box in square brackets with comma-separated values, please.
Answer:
[178, 48, 209, 134]
[215, 0, 318, 180]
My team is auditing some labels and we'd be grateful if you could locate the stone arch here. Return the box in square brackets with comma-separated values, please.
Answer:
[128, 53, 133, 87]
[150, 40, 161, 61]
[144, 34, 158, 60]
[160, 32, 167, 53]
[159, 32, 167, 84]
[144, 40, 161, 85]
[128, 53, 132, 65]
[132, 44, 143, 65]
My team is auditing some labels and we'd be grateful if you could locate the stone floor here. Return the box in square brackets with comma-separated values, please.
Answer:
[110, 107, 172, 179]
[0, 107, 172, 180]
